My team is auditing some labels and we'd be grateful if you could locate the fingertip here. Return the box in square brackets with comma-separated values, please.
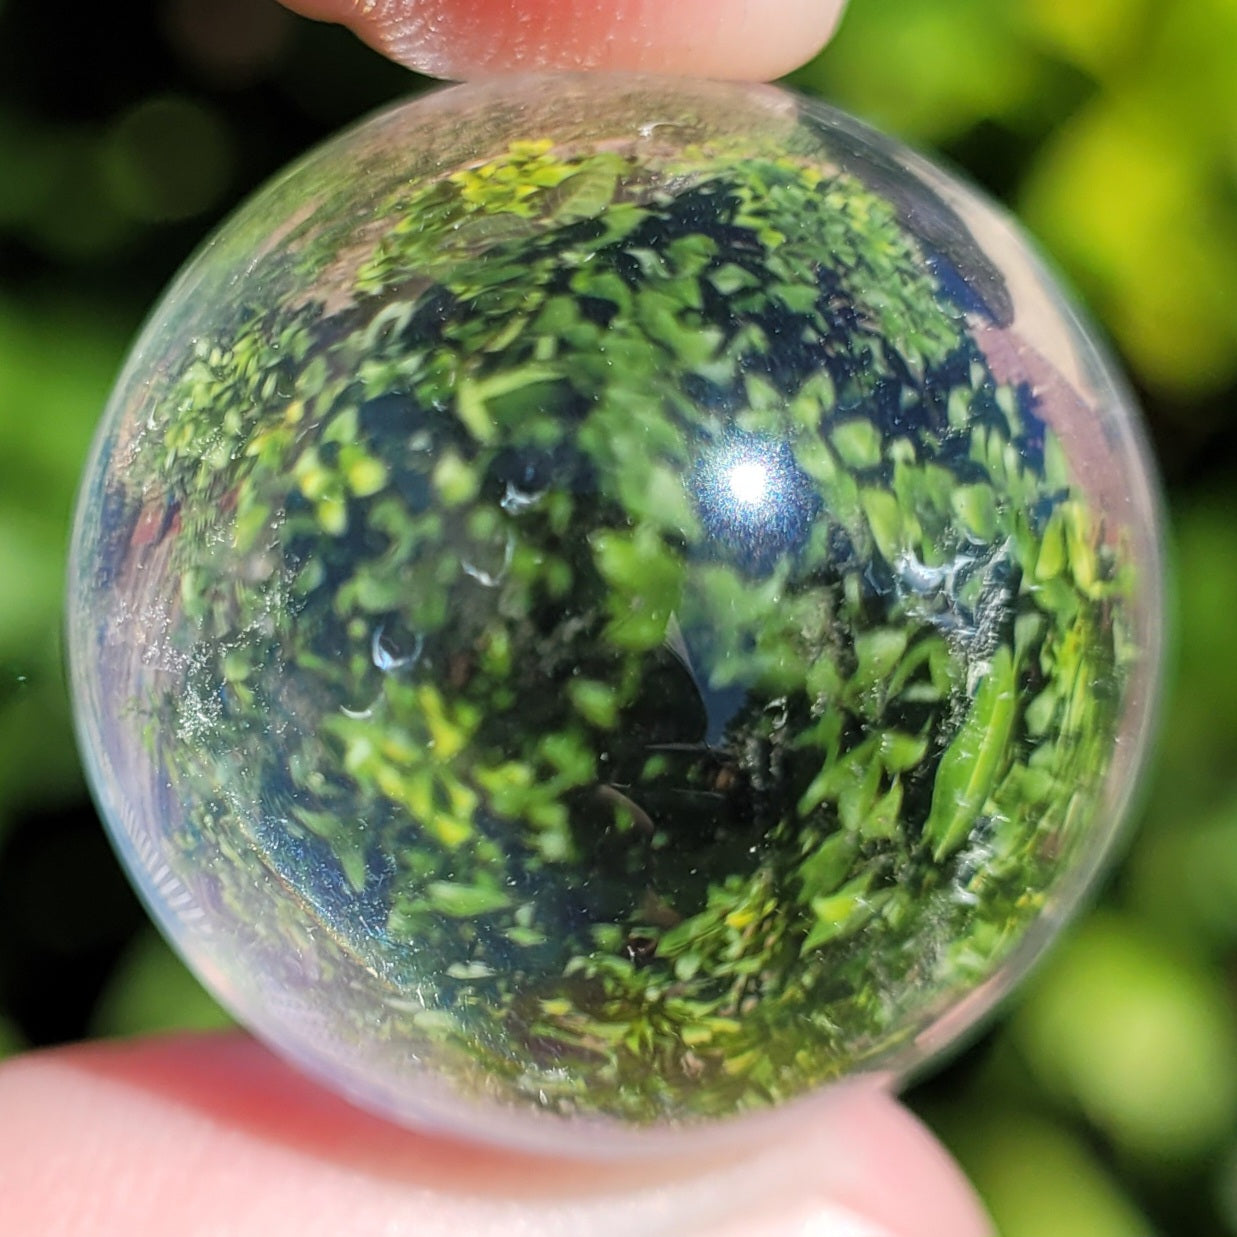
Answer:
[0, 1035, 991, 1237]
[280, 0, 848, 81]
[691, 1085, 993, 1237]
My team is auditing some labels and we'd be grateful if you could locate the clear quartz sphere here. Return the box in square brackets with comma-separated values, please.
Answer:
[68, 75, 1163, 1154]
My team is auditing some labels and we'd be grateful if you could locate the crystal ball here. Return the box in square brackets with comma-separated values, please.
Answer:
[68, 75, 1162, 1153]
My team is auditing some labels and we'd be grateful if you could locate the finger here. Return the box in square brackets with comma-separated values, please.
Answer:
[278, 0, 847, 82]
[0, 1033, 990, 1237]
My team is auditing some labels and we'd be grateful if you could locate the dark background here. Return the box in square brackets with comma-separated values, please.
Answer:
[2, 1, 1236, 1232]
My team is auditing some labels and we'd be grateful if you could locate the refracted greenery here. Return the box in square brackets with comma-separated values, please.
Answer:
[112, 132, 1132, 1122]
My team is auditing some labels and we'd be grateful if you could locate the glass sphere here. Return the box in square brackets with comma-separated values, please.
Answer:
[68, 75, 1163, 1153]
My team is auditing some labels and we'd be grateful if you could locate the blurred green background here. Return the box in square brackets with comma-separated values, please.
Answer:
[1, 1, 1234, 1231]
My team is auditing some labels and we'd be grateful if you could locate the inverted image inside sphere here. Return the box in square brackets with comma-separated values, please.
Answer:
[68, 75, 1162, 1148]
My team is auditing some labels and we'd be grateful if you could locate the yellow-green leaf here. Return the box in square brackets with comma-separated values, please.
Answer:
[924, 645, 1018, 860]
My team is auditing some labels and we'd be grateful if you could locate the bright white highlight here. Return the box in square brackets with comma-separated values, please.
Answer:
[727, 459, 770, 506]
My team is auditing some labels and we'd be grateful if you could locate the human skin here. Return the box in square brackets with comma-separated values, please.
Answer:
[0, 1035, 989, 1237]
[0, 4, 993, 1233]
[280, 0, 849, 81]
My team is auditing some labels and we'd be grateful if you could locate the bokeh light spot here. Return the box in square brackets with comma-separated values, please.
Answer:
[102, 95, 234, 223]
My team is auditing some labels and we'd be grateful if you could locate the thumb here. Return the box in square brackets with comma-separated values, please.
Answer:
[0, 1033, 991, 1237]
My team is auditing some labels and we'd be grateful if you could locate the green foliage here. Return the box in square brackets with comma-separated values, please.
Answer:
[1014, 912, 1237, 1161]
[797, 0, 1237, 401]
[931, 1108, 1156, 1237]
[920, 496, 1237, 1230]
[90, 930, 233, 1038]
[0, 1015, 23, 1061]
[88, 128, 1131, 1123]
[0, 301, 128, 834]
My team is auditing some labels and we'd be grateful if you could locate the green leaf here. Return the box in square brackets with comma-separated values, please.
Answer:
[426, 880, 512, 918]
[861, 487, 905, 562]
[862, 779, 903, 840]
[1025, 687, 1059, 737]
[710, 263, 758, 296]
[951, 482, 999, 541]
[432, 451, 480, 506]
[341, 445, 389, 497]
[879, 730, 929, 773]
[1063, 500, 1099, 592]
[838, 752, 883, 833]
[947, 385, 972, 428]
[292, 806, 369, 892]
[772, 280, 820, 314]
[803, 875, 874, 951]
[232, 499, 270, 552]
[568, 679, 620, 728]
[831, 419, 883, 470]
[551, 163, 619, 221]
[797, 734, 880, 816]
[924, 645, 1018, 860]
[454, 375, 496, 444]
[852, 627, 909, 693]
[797, 831, 859, 897]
